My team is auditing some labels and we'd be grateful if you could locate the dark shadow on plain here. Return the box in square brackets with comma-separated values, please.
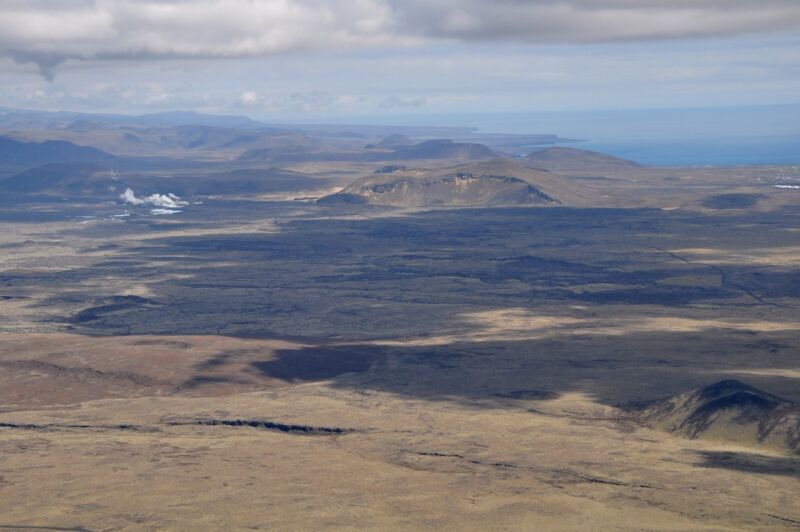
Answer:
[251, 346, 381, 382]
[693, 450, 800, 478]
[701, 193, 764, 210]
[249, 332, 800, 407]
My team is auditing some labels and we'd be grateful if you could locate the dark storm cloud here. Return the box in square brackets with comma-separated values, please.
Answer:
[390, 0, 800, 42]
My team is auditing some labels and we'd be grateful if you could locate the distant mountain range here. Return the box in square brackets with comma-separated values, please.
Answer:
[0, 107, 586, 164]
[5, 123, 321, 158]
[0, 107, 264, 130]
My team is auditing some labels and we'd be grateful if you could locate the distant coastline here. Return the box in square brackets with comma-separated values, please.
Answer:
[292, 104, 800, 167]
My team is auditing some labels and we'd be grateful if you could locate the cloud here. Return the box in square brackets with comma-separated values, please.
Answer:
[231, 90, 368, 113]
[0, 0, 399, 79]
[238, 91, 260, 106]
[1, 1, 799, 80]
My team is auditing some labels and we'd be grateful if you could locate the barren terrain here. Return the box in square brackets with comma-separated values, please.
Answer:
[0, 128, 799, 530]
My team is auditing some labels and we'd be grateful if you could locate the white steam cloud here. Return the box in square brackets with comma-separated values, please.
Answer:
[2, 0, 799, 80]
[120, 188, 188, 208]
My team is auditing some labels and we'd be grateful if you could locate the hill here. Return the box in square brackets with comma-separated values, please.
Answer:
[318, 158, 589, 208]
[366, 134, 413, 149]
[385, 139, 497, 161]
[523, 146, 641, 172]
[629, 380, 800, 452]
[0, 136, 114, 168]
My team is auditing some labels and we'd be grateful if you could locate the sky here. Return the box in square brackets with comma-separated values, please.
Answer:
[0, 0, 799, 119]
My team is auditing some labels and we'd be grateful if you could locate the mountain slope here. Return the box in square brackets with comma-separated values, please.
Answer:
[0, 136, 114, 168]
[524, 147, 641, 172]
[630, 380, 800, 452]
[236, 145, 316, 162]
